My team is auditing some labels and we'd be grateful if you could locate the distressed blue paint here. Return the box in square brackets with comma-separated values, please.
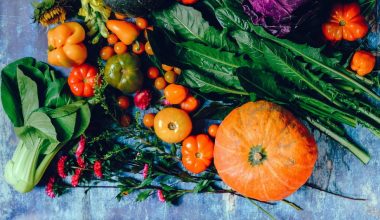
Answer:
[0, 1, 379, 220]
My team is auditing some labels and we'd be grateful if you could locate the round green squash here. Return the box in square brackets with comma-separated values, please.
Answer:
[104, 53, 143, 94]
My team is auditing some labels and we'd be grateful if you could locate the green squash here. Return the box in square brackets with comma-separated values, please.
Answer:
[104, 53, 143, 94]
[104, 0, 174, 17]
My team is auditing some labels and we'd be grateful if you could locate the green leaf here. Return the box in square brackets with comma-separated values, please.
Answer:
[192, 101, 235, 120]
[44, 79, 73, 108]
[179, 69, 248, 96]
[154, 3, 237, 51]
[16, 68, 40, 121]
[72, 103, 91, 138]
[136, 189, 153, 202]
[25, 111, 57, 141]
[193, 180, 213, 193]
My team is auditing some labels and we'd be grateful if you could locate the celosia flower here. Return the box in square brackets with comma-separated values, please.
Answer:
[142, 164, 149, 179]
[75, 135, 86, 158]
[71, 169, 82, 187]
[157, 190, 166, 203]
[94, 160, 103, 179]
[45, 177, 56, 198]
[57, 156, 68, 178]
[134, 89, 152, 110]
[77, 156, 85, 168]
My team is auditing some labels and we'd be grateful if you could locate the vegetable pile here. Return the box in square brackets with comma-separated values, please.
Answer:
[148, 0, 379, 164]
[0, 0, 378, 217]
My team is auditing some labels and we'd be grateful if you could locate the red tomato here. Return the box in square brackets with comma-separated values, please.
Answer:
[68, 64, 99, 97]
[118, 96, 130, 110]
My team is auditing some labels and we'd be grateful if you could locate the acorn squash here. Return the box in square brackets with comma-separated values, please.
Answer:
[104, 0, 174, 17]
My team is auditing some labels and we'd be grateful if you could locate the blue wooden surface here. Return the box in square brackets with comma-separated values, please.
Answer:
[0, 1, 380, 220]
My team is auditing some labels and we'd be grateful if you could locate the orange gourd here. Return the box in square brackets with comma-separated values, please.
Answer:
[214, 101, 318, 202]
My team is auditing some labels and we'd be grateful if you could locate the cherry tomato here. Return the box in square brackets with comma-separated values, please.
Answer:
[132, 41, 145, 55]
[115, 12, 127, 20]
[145, 42, 154, 55]
[154, 77, 167, 90]
[154, 108, 192, 143]
[208, 124, 219, 138]
[180, 0, 199, 5]
[164, 84, 188, 104]
[143, 113, 155, 128]
[181, 134, 214, 174]
[162, 64, 173, 71]
[114, 42, 127, 54]
[107, 34, 119, 45]
[100, 46, 115, 60]
[147, 67, 160, 79]
[164, 71, 177, 84]
[180, 96, 199, 113]
[120, 114, 132, 127]
[118, 96, 130, 110]
[174, 67, 182, 75]
[135, 17, 148, 30]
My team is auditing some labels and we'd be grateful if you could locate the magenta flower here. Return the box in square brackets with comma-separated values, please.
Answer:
[75, 135, 86, 158]
[94, 160, 103, 179]
[57, 156, 68, 178]
[157, 190, 166, 203]
[142, 164, 149, 179]
[45, 177, 56, 198]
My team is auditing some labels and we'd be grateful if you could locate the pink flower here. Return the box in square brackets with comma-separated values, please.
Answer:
[94, 160, 103, 179]
[45, 177, 56, 198]
[71, 169, 82, 187]
[142, 164, 149, 179]
[162, 99, 171, 106]
[77, 156, 86, 168]
[57, 156, 68, 178]
[75, 135, 86, 158]
[157, 190, 166, 203]
[134, 89, 152, 110]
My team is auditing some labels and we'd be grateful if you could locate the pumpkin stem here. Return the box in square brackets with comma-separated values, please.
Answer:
[248, 146, 266, 166]
[339, 20, 346, 26]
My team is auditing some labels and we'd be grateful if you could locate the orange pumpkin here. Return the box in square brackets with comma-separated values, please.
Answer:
[214, 101, 318, 202]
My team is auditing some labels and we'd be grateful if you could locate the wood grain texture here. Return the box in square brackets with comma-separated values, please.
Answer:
[0, 1, 379, 219]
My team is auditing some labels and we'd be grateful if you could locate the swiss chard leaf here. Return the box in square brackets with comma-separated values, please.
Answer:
[193, 101, 235, 120]
[154, 3, 237, 51]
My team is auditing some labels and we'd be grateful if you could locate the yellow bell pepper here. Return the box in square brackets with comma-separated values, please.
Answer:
[47, 22, 87, 67]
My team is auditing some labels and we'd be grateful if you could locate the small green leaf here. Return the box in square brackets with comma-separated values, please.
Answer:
[136, 189, 153, 202]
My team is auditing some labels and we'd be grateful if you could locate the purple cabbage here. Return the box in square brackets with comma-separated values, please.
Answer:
[242, 0, 315, 37]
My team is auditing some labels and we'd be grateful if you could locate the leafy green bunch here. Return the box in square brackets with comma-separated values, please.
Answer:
[1, 57, 90, 193]
[148, 0, 380, 164]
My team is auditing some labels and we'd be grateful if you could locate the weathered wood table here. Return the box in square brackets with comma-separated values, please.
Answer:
[0, 1, 379, 219]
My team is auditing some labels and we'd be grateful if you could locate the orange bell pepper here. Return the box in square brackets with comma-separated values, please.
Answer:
[350, 50, 376, 76]
[47, 22, 87, 67]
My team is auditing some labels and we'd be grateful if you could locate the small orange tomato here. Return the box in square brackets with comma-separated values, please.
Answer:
[145, 42, 154, 55]
[143, 113, 155, 128]
[208, 124, 219, 138]
[107, 34, 119, 45]
[182, 134, 214, 174]
[100, 46, 115, 60]
[164, 84, 188, 104]
[115, 12, 127, 20]
[144, 26, 154, 39]
[147, 67, 160, 79]
[180, 0, 199, 5]
[174, 67, 182, 75]
[132, 41, 145, 55]
[135, 17, 148, 30]
[114, 42, 127, 54]
[164, 71, 177, 84]
[154, 77, 167, 90]
[118, 96, 130, 110]
[350, 50, 376, 76]
[162, 64, 173, 71]
[154, 108, 192, 143]
[180, 96, 199, 113]
[120, 114, 132, 127]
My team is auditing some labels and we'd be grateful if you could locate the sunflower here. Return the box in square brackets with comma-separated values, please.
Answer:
[32, 0, 78, 26]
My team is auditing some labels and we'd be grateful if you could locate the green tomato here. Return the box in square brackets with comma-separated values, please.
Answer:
[104, 53, 143, 93]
